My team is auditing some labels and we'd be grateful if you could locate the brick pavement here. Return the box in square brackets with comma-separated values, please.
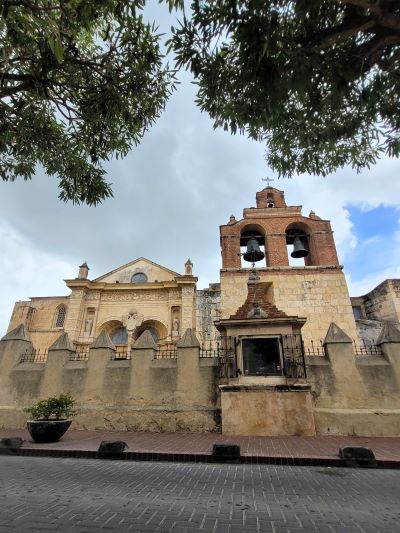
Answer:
[0, 456, 399, 532]
[0, 429, 400, 466]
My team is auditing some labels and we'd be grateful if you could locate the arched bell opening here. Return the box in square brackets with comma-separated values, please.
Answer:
[285, 223, 312, 266]
[240, 225, 267, 268]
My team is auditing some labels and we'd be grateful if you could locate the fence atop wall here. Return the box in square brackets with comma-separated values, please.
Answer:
[19, 350, 48, 363]
[154, 346, 177, 359]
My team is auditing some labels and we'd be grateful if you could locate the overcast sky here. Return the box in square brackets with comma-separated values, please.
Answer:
[1, 3, 400, 335]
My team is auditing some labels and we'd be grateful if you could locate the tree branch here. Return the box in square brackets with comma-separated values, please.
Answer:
[336, 0, 382, 15]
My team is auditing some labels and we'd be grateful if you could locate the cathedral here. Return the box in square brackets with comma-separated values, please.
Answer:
[2, 186, 400, 436]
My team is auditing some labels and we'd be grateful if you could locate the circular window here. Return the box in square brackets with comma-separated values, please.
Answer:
[131, 272, 148, 283]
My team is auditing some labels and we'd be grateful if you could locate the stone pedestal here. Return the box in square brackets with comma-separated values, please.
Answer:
[220, 383, 316, 436]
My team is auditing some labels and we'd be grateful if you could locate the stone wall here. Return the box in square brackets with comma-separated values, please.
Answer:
[0, 326, 219, 432]
[2, 322, 400, 437]
[306, 322, 400, 437]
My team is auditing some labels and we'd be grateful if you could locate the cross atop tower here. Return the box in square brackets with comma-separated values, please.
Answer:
[262, 177, 274, 187]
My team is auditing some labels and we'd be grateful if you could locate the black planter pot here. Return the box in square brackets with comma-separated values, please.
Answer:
[27, 420, 72, 443]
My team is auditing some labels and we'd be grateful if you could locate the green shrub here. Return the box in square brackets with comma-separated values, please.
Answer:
[24, 393, 78, 420]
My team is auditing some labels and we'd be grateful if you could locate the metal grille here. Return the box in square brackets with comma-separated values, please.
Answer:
[281, 334, 307, 379]
[19, 350, 48, 363]
[55, 306, 66, 327]
[217, 337, 238, 379]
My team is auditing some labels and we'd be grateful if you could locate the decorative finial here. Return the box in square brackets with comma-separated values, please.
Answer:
[185, 259, 193, 276]
[78, 262, 89, 279]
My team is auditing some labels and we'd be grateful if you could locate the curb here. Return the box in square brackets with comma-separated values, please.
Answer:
[10, 447, 400, 469]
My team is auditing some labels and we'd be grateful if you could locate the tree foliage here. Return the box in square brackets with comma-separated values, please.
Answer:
[2, 1, 400, 204]
[0, 0, 176, 204]
[171, 0, 400, 177]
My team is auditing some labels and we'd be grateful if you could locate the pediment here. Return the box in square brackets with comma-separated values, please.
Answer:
[94, 258, 181, 284]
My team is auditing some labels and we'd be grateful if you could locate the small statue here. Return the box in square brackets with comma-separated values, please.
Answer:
[84, 316, 93, 335]
[172, 316, 180, 335]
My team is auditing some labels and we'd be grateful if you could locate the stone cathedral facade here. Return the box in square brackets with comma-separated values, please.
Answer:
[2, 186, 400, 436]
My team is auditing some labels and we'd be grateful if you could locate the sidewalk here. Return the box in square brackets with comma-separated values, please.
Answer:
[1, 428, 400, 467]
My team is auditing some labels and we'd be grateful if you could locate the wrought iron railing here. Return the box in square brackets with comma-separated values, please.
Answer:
[303, 340, 325, 356]
[111, 346, 131, 360]
[154, 347, 177, 359]
[19, 350, 48, 363]
[70, 350, 89, 361]
[200, 341, 219, 358]
[353, 339, 382, 356]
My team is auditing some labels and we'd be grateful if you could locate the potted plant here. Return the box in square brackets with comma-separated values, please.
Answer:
[24, 393, 78, 443]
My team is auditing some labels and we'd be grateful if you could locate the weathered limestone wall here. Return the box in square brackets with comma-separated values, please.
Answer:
[8, 297, 69, 334]
[220, 268, 357, 344]
[0, 326, 219, 432]
[352, 280, 400, 322]
[355, 318, 385, 345]
[307, 323, 400, 436]
[8, 297, 69, 352]
[220, 386, 316, 436]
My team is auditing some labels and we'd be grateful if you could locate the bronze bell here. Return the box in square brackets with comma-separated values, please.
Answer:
[243, 238, 265, 263]
[291, 237, 309, 258]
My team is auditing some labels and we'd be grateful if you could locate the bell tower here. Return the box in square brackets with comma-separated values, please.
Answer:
[219, 186, 357, 343]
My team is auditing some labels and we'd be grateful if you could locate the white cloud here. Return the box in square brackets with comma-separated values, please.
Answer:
[0, 222, 74, 334]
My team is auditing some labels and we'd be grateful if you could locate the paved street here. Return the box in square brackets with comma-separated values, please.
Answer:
[0, 457, 399, 533]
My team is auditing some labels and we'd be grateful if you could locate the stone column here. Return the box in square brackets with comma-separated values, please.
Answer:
[176, 328, 201, 405]
[323, 322, 366, 407]
[0, 324, 33, 405]
[131, 330, 156, 403]
[181, 285, 196, 331]
[84, 331, 116, 403]
[40, 332, 75, 397]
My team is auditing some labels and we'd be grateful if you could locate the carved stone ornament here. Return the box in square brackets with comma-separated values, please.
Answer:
[102, 291, 168, 301]
[124, 310, 144, 331]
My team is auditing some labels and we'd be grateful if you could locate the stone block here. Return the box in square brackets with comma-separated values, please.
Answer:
[339, 446, 377, 468]
[212, 444, 241, 463]
[97, 440, 128, 459]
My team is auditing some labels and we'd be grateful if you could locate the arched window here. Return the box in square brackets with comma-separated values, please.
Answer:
[111, 327, 128, 345]
[131, 272, 148, 283]
[55, 306, 66, 328]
